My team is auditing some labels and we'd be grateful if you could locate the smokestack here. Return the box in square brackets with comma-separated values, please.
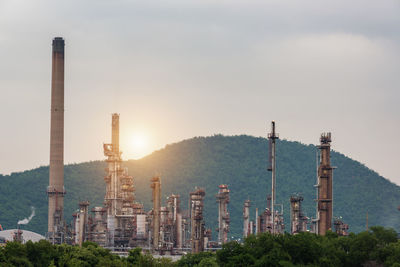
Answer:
[316, 132, 333, 235]
[47, 37, 65, 244]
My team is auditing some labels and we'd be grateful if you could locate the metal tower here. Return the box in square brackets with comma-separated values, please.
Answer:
[268, 121, 279, 234]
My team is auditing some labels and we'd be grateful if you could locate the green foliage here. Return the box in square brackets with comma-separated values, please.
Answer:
[127, 247, 143, 265]
[214, 228, 400, 267]
[26, 240, 55, 267]
[381, 241, 400, 267]
[216, 241, 254, 267]
[177, 252, 216, 267]
[0, 135, 400, 239]
[198, 257, 218, 267]
[126, 247, 176, 267]
[370, 226, 398, 246]
[0, 240, 145, 266]
[0, 229, 399, 267]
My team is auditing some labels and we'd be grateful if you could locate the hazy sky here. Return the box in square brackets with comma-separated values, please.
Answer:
[1, 0, 399, 185]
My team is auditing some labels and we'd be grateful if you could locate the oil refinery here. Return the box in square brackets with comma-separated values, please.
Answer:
[1, 37, 350, 252]
[63, 114, 348, 253]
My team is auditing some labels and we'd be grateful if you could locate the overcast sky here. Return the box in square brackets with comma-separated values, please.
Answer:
[0, 0, 399, 185]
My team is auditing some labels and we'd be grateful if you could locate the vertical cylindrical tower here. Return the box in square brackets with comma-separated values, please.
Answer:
[243, 200, 251, 238]
[167, 194, 182, 249]
[255, 208, 259, 234]
[78, 201, 90, 246]
[290, 195, 305, 234]
[47, 37, 65, 243]
[104, 114, 122, 247]
[111, 113, 119, 153]
[317, 133, 333, 235]
[190, 188, 205, 253]
[176, 213, 182, 249]
[216, 184, 230, 245]
[151, 176, 161, 250]
[249, 221, 254, 235]
[268, 121, 279, 234]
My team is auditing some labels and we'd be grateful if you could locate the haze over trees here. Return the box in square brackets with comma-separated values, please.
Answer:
[0, 135, 399, 238]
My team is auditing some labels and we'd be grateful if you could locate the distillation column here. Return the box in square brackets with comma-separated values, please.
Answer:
[290, 196, 307, 234]
[190, 188, 205, 253]
[255, 208, 259, 234]
[47, 37, 66, 244]
[90, 207, 107, 246]
[243, 200, 251, 238]
[316, 133, 333, 235]
[78, 201, 90, 246]
[103, 113, 122, 247]
[150, 176, 161, 250]
[167, 194, 182, 249]
[268, 121, 279, 234]
[216, 185, 230, 245]
[103, 113, 138, 248]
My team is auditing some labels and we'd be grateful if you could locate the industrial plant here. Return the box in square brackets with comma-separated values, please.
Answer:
[0, 36, 350, 252]
[69, 113, 223, 253]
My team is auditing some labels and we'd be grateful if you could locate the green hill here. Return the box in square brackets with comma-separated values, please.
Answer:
[0, 135, 399, 239]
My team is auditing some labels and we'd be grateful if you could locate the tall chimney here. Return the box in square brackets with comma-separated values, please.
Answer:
[316, 133, 333, 235]
[47, 37, 65, 243]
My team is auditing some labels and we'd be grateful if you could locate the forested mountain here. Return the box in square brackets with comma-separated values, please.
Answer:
[0, 135, 399, 239]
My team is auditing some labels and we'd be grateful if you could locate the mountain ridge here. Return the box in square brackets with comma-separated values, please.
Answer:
[0, 135, 399, 239]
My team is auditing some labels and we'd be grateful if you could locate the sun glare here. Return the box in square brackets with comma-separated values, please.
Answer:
[127, 133, 149, 159]
[132, 133, 147, 149]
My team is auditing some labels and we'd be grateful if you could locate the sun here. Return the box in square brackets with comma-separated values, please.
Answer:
[130, 133, 148, 155]
[123, 131, 152, 160]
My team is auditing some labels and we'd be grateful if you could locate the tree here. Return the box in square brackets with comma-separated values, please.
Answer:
[198, 257, 218, 267]
[177, 252, 215, 267]
[127, 247, 142, 265]
[369, 226, 398, 246]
